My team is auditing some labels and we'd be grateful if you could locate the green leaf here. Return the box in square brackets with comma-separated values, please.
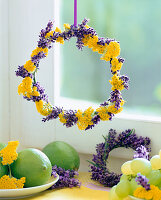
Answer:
[87, 160, 100, 168]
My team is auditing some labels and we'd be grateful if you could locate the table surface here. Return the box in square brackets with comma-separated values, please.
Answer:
[18, 172, 109, 200]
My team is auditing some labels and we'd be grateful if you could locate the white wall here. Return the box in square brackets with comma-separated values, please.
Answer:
[8, 0, 56, 149]
[0, 0, 10, 143]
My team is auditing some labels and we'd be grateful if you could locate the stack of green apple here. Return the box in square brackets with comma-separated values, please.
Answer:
[109, 150, 161, 200]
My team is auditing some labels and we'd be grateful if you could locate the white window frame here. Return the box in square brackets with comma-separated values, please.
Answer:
[53, 0, 161, 158]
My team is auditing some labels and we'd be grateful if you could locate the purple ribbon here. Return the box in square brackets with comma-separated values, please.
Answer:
[74, 0, 77, 27]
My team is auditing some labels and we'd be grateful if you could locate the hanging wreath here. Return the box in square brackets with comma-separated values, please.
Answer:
[16, 18, 129, 130]
[88, 129, 151, 187]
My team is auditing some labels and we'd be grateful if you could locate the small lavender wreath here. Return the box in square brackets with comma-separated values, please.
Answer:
[88, 129, 151, 187]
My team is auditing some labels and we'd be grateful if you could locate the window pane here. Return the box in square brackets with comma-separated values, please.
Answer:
[60, 0, 161, 116]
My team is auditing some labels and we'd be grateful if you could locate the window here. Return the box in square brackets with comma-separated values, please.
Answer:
[56, 0, 161, 118]
[54, 0, 161, 157]
[1, 0, 160, 158]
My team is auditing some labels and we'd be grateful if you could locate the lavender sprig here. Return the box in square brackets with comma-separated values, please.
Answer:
[50, 165, 81, 189]
[15, 66, 32, 78]
[135, 173, 151, 190]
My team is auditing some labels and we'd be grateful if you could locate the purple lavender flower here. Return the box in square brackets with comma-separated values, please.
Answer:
[80, 18, 89, 26]
[118, 57, 125, 63]
[100, 101, 109, 106]
[97, 37, 106, 46]
[31, 51, 46, 63]
[85, 115, 101, 130]
[63, 110, 78, 128]
[120, 75, 129, 90]
[109, 90, 123, 110]
[133, 145, 150, 160]
[15, 66, 32, 78]
[42, 107, 63, 122]
[39, 21, 53, 39]
[135, 173, 151, 190]
[24, 82, 48, 102]
[105, 38, 115, 45]
[50, 165, 81, 189]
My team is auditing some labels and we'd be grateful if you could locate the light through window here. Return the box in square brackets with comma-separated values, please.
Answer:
[57, 0, 161, 117]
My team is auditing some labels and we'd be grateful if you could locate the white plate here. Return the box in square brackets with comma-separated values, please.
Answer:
[0, 174, 59, 199]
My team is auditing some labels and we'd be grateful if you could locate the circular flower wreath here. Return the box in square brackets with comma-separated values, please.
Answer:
[16, 18, 129, 130]
[89, 129, 151, 187]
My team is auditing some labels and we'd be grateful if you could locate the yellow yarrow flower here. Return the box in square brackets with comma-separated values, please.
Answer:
[96, 106, 110, 121]
[134, 185, 161, 200]
[87, 35, 98, 49]
[24, 60, 36, 73]
[35, 100, 52, 116]
[107, 100, 124, 114]
[109, 74, 125, 91]
[76, 107, 94, 130]
[0, 141, 19, 165]
[31, 86, 40, 97]
[107, 105, 123, 114]
[111, 58, 123, 72]
[45, 31, 54, 38]
[0, 175, 25, 189]
[55, 27, 61, 33]
[85, 25, 90, 29]
[64, 23, 70, 30]
[100, 41, 120, 61]
[97, 44, 107, 54]
[18, 77, 33, 98]
[31, 47, 48, 58]
[18, 80, 40, 98]
[82, 35, 90, 46]
[55, 27, 64, 44]
[107, 41, 120, 58]
[59, 112, 67, 124]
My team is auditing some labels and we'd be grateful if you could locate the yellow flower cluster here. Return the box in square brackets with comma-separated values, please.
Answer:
[111, 58, 123, 72]
[45, 27, 64, 44]
[45, 31, 54, 38]
[18, 77, 32, 98]
[82, 27, 120, 62]
[109, 74, 125, 91]
[107, 100, 124, 114]
[55, 27, 64, 44]
[134, 185, 161, 200]
[35, 100, 53, 116]
[0, 175, 26, 189]
[76, 107, 94, 130]
[100, 41, 120, 61]
[31, 47, 48, 58]
[18, 77, 40, 98]
[64, 23, 70, 30]
[96, 106, 110, 121]
[0, 141, 19, 165]
[59, 112, 67, 124]
[24, 60, 36, 73]
[82, 35, 107, 55]
[96, 100, 124, 119]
